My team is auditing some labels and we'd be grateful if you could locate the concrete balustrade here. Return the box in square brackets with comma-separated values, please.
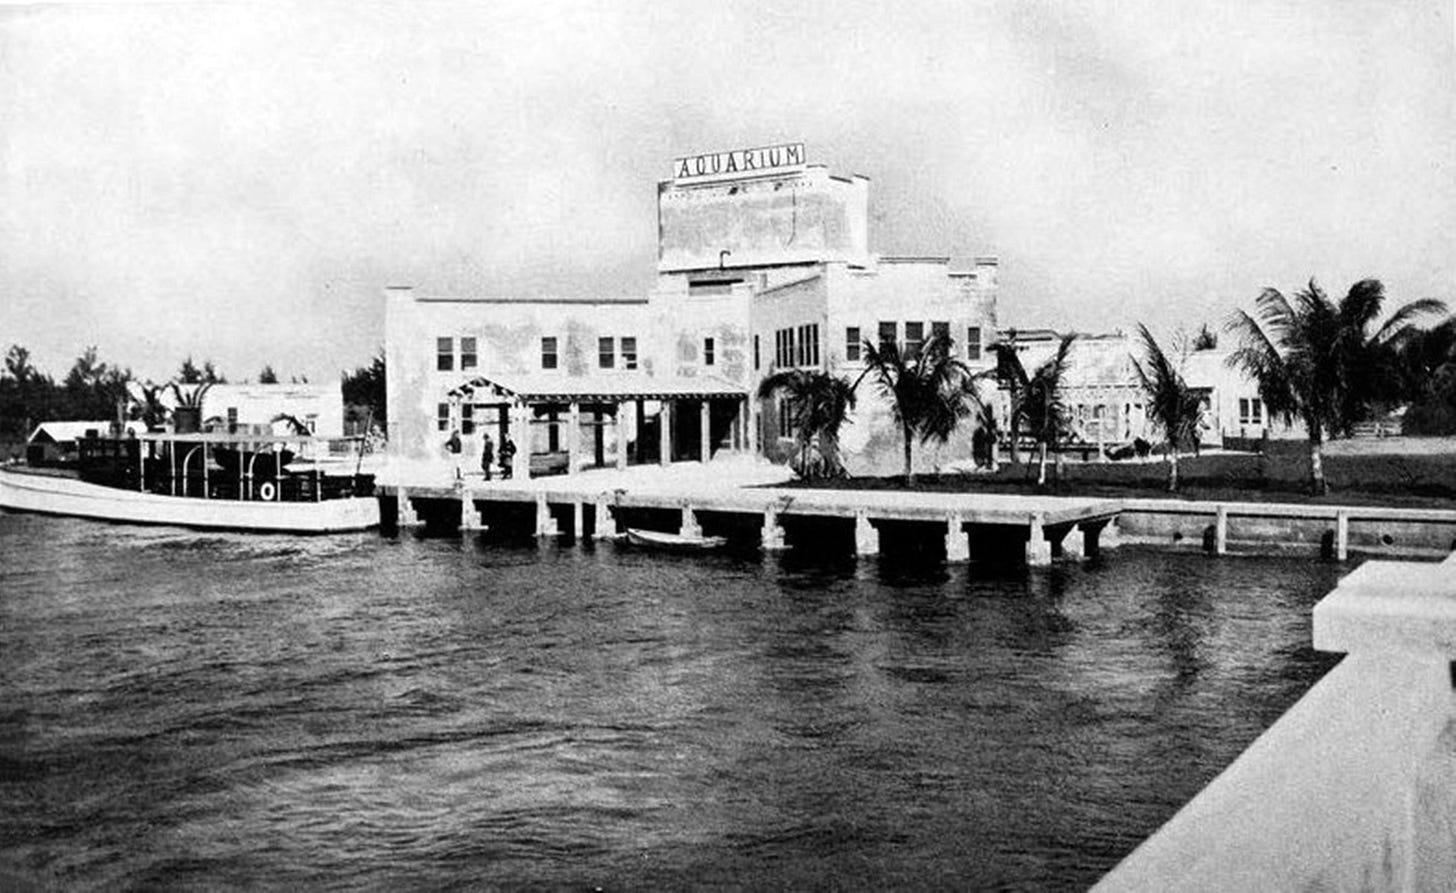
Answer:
[1097, 557, 1456, 892]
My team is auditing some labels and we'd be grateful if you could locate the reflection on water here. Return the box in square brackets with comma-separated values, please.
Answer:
[0, 512, 1344, 889]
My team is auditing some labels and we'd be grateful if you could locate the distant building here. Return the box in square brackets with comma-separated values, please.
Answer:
[26, 420, 142, 466]
[201, 383, 344, 437]
[385, 143, 1000, 476]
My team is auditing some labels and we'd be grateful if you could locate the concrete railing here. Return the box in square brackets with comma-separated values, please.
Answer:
[1097, 553, 1456, 891]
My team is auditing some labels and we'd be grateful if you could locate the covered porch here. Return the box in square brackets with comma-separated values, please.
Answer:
[445, 373, 752, 480]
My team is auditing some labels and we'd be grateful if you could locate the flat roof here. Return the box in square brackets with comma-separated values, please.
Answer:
[449, 372, 746, 402]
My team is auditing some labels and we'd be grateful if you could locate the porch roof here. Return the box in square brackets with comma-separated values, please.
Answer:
[448, 372, 747, 403]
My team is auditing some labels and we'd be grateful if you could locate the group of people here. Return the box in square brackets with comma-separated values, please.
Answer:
[443, 428, 516, 481]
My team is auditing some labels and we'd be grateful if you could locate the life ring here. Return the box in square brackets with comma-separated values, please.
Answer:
[258, 481, 277, 501]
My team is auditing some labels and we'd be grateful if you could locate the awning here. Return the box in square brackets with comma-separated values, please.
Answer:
[448, 372, 747, 402]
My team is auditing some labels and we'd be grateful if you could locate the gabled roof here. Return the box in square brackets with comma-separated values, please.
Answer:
[28, 421, 143, 444]
[447, 372, 747, 402]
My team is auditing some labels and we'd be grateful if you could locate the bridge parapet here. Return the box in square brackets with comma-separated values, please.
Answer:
[1097, 554, 1456, 891]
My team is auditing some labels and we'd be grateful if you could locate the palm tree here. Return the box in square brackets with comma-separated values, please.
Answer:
[1226, 278, 1446, 495]
[756, 369, 858, 480]
[860, 333, 978, 484]
[1019, 334, 1077, 486]
[1133, 324, 1204, 492]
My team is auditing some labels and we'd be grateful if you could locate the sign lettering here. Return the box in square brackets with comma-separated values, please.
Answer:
[674, 142, 806, 183]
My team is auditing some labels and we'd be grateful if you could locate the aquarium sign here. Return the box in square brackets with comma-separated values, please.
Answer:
[673, 143, 806, 183]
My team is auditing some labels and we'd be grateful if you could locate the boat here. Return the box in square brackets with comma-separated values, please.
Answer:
[625, 527, 727, 551]
[0, 431, 379, 533]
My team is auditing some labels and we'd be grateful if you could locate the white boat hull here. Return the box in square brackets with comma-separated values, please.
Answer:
[0, 468, 379, 533]
[625, 527, 727, 550]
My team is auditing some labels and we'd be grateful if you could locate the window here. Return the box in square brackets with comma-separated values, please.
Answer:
[878, 321, 897, 352]
[704, 337, 715, 366]
[778, 399, 798, 439]
[905, 321, 925, 358]
[460, 404, 474, 435]
[967, 326, 983, 361]
[795, 326, 806, 366]
[437, 402, 450, 432]
[460, 337, 477, 370]
[226, 407, 238, 433]
[754, 335, 760, 370]
[846, 326, 861, 362]
[931, 321, 949, 348]
[803, 324, 819, 366]
[599, 337, 615, 369]
[541, 337, 558, 370]
[621, 337, 638, 370]
[1239, 398, 1264, 426]
[436, 337, 454, 372]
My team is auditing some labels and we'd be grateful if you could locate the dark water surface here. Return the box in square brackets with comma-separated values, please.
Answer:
[1, 513, 1346, 890]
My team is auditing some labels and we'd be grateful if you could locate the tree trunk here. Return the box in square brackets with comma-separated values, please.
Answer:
[1167, 451, 1179, 492]
[1308, 433, 1326, 496]
[903, 423, 915, 485]
[1037, 441, 1048, 486]
[1009, 418, 1021, 465]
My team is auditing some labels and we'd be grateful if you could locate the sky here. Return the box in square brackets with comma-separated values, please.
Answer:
[2, 0, 1453, 383]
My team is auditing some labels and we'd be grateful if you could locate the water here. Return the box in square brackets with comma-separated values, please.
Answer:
[0, 512, 1347, 890]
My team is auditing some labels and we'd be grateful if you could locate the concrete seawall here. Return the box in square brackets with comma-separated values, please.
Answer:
[1097, 552, 1456, 891]
[1117, 498, 1456, 560]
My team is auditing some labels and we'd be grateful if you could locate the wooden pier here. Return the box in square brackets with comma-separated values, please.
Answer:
[380, 479, 1123, 566]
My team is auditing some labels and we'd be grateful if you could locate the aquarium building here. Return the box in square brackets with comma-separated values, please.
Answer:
[384, 143, 1001, 478]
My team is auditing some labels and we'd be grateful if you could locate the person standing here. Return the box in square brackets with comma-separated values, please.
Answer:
[501, 435, 517, 479]
[444, 429, 463, 482]
[480, 431, 495, 480]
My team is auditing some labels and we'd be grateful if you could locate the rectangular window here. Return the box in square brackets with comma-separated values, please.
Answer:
[967, 326, 983, 361]
[1239, 398, 1264, 426]
[621, 337, 638, 370]
[226, 407, 238, 434]
[846, 326, 861, 363]
[878, 321, 897, 352]
[704, 337, 715, 366]
[541, 337, 558, 370]
[795, 326, 805, 366]
[460, 404, 475, 435]
[599, 336, 615, 369]
[460, 337, 477, 370]
[437, 402, 450, 432]
[931, 321, 949, 348]
[436, 337, 454, 372]
[754, 335, 760, 370]
[778, 399, 798, 438]
[807, 324, 820, 366]
[905, 321, 924, 359]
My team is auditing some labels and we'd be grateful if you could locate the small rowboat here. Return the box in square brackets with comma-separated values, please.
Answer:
[625, 527, 727, 551]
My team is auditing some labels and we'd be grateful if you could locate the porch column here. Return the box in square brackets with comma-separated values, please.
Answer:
[568, 401, 581, 476]
[700, 400, 711, 463]
[659, 400, 672, 467]
[615, 404, 628, 470]
[635, 400, 646, 464]
[1214, 505, 1228, 555]
[535, 493, 558, 536]
[511, 403, 530, 481]
[748, 404, 760, 456]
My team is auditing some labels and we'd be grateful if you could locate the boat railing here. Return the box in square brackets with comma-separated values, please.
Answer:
[77, 433, 373, 502]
